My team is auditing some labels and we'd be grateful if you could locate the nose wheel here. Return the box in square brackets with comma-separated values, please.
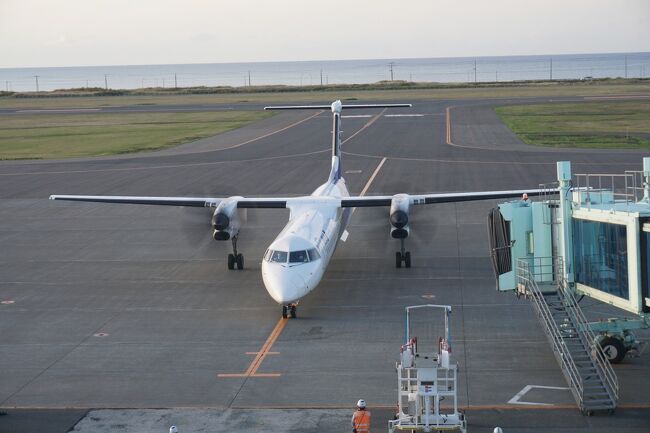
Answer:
[395, 238, 411, 268]
[227, 236, 244, 270]
[282, 304, 297, 319]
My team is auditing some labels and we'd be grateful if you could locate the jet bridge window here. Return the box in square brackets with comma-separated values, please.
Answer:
[573, 218, 628, 300]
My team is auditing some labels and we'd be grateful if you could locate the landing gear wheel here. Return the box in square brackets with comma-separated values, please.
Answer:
[227, 253, 235, 270]
[600, 336, 627, 363]
[404, 251, 411, 268]
[282, 306, 288, 319]
[290, 304, 297, 319]
[236, 253, 244, 270]
[396, 252, 402, 268]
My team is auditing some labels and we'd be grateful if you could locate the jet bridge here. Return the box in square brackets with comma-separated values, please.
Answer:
[488, 157, 650, 414]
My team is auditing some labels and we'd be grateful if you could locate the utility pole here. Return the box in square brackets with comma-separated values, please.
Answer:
[550, 58, 553, 80]
[5, 80, 8, 92]
[104, 74, 108, 90]
[248, 70, 251, 87]
[474, 60, 477, 83]
[320, 69, 323, 86]
[625, 55, 628, 79]
[388, 62, 395, 81]
[174, 73, 178, 89]
[495, 71, 498, 82]
[163, 78, 165, 88]
[34, 75, 40, 92]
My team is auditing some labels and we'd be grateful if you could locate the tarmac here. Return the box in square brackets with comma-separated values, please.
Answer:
[1, 97, 649, 432]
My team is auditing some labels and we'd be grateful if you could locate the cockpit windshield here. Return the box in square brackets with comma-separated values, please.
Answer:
[289, 250, 308, 263]
[264, 248, 320, 264]
[269, 250, 288, 263]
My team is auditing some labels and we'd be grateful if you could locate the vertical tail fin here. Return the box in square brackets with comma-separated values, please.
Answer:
[330, 100, 343, 181]
[264, 101, 411, 183]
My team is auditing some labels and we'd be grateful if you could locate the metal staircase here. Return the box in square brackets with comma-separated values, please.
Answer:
[516, 258, 618, 414]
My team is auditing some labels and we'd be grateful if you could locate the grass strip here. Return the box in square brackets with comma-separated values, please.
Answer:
[494, 101, 650, 149]
[1, 79, 649, 109]
[0, 111, 273, 160]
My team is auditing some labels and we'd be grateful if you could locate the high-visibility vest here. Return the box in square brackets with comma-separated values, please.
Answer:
[353, 409, 371, 433]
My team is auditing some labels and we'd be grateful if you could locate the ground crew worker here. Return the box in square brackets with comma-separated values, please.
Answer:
[351, 399, 371, 433]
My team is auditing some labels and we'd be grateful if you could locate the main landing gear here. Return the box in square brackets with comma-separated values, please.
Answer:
[282, 304, 297, 319]
[395, 238, 411, 268]
[227, 235, 244, 270]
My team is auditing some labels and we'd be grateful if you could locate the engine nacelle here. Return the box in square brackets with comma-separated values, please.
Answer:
[390, 194, 410, 239]
[212, 196, 246, 241]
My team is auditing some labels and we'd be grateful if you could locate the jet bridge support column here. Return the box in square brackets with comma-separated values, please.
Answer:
[641, 157, 650, 203]
[557, 161, 574, 283]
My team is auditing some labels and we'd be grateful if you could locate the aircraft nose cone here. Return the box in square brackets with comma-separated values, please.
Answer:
[262, 266, 308, 304]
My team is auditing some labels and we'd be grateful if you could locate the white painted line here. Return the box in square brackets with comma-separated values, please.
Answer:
[384, 114, 425, 117]
[17, 108, 102, 113]
[342, 114, 373, 118]
[342, 108, 387, 144]
[344, 169, 363, 174]
[508, 385, 570, 406]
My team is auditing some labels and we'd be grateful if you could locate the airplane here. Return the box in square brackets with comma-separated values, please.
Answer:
[50, 100, 549, 319]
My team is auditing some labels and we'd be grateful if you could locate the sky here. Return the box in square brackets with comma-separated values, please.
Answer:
[1, 0, 649, 68]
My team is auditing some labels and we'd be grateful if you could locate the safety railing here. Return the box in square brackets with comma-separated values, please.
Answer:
[558, 280, 619, 404]
[516, 258, 586, 407]
[574, 171, 645, 209]
[538, 182, 561, 225]
[518, 256, 562, 285]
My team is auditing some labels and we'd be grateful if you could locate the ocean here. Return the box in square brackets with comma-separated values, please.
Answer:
[1, 52, 648, 92]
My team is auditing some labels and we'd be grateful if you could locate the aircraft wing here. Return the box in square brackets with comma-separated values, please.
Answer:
[340, 188, 553, 208]
[50, 188, 551, 209]
[49, 195, 288, 208]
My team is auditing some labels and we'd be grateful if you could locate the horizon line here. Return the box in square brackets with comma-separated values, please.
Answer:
[1, 50, 648, 71]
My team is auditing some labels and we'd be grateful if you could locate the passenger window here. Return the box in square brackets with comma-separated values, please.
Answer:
[308, 248, 321, 261]
[289, 250, 309, 263]
[271, 251, 288, 263]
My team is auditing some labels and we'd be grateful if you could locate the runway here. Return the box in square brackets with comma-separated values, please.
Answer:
[1, 97, 649, 432]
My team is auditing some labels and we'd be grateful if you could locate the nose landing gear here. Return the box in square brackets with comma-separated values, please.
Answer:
[395, 238, 411, 268]
[227, 236, 244, 270]
[282, 304, 297, 319]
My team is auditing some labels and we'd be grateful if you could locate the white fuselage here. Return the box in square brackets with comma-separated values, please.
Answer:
[261, 176, 351, 304]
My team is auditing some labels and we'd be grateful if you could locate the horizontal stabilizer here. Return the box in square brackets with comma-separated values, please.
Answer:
[264, 103, 411, 110]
